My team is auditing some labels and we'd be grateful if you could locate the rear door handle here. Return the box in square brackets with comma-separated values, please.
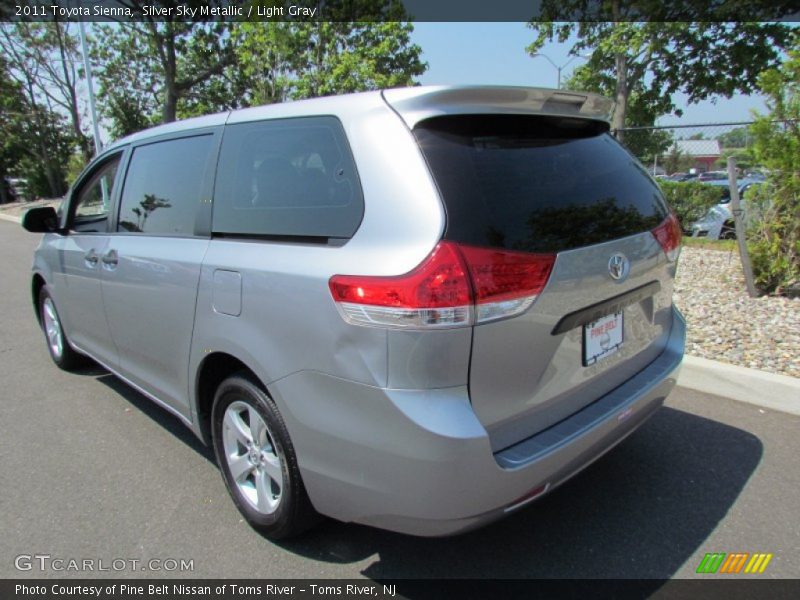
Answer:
[84, 250, 99, 267]
[101, 249, 118, 269]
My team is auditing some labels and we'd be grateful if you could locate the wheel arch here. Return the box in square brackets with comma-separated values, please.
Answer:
[194, 351, 263, 446]
[32, 273, 46, 325]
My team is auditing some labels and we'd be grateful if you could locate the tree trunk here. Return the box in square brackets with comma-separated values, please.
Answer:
[161, 23, 178, 123]
[163, 84, 178, 123]
[0, 174, 9, 205]
[612, 51, 629, 142]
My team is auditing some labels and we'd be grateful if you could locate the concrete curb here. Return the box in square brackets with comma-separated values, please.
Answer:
[678, 355, 800, 416]
[0, 213, 21, 224]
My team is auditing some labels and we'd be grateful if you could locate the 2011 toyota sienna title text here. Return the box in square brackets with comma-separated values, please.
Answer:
[23, 86, 685, 539]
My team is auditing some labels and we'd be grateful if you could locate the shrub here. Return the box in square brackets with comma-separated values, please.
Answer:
[747, 46, 800, 295]
[657, 180, 726, 229]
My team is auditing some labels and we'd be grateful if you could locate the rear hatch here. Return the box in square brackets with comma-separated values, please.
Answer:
[413, 114, 679, 451]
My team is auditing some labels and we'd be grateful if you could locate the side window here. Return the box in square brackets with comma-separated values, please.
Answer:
[213, 116, 364, 238]
[118, 135, 214, 235]
[70, 157, 120, 233]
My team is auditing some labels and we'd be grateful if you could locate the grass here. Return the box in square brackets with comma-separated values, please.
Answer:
[682, 236, 738, 252]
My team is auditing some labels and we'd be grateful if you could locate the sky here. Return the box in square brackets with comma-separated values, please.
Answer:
[410, 22, 770, 125]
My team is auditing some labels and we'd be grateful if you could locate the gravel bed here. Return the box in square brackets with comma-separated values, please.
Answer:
[674, 246, 800, 378]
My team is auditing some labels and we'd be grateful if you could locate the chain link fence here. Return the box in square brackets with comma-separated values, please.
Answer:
[614, 122, 766, 181]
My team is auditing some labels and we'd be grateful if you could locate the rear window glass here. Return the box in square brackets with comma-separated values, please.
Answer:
[213, 116, 363, 238]
[414, 115, 668, 253]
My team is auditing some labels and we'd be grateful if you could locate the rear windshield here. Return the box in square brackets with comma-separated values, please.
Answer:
[413, 115, 668, 253]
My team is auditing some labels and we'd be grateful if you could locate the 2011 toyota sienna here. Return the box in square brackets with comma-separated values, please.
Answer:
[23, 86, 685, 539]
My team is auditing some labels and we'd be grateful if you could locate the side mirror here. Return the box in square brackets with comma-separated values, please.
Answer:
[21, 206, 61, 233]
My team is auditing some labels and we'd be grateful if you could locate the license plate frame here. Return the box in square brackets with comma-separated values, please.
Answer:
[583, 311, 624, 366]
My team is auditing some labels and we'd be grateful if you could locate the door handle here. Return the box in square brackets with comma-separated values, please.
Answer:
[101, 249, 119, 269]
[84, 250, 99, 267]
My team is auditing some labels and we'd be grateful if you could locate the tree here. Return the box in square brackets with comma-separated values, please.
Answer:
[717, 127, 750, 149]
[528, 6, 793, 139]
[563, 64, 672, 162]
[0, 57, 25, 203]
[747, 42, 800, 294]
[92, 6, 239, 125]
[91, 23, 162, 138]
[289, 21, 426, 100]
[0, 25, 76, 197]
[233, 6, 426, 105]
[0, 22, 92, 161]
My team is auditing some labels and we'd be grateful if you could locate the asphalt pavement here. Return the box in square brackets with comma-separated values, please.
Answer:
[1, 219, 798, 580]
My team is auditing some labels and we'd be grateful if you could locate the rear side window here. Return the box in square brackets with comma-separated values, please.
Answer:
[212, 116, 363, 239]
[118, 135, 214, 235]
[414, 115, 668, 253]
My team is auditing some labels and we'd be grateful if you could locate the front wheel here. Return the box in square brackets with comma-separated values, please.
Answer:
[211, 374, 319, 539]
[38, 285, 86, 371]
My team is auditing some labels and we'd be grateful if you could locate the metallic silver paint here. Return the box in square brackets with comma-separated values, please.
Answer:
[29, 86, 684, 536]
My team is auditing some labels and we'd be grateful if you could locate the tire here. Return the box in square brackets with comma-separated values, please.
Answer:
[211, 373, 319, 539]
[38, 285, 86, 371]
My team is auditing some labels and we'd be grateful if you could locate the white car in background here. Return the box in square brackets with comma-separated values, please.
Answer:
[690, 179, 759, 240]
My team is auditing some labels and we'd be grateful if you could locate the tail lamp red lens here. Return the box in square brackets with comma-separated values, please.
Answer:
[329, 242, 555, 329]
[652, 213, 682, 262]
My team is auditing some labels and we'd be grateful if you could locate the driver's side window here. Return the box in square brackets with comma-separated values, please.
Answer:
[70, 156, 121, 233]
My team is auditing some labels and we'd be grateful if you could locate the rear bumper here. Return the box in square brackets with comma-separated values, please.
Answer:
[272, 306, 685, 536]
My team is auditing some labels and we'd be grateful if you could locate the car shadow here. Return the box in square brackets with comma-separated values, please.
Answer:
[276, 406, 762, 584]
[86, 366, 215, 464]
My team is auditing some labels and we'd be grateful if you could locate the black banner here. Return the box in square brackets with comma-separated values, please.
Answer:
[3, 0, 800, 23]
[4, 579, 800, 600]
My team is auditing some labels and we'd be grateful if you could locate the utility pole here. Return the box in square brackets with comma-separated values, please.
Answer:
[727, 156, 759, 297]
[532, 53, 591, 89]
[78, 21, 102, 155]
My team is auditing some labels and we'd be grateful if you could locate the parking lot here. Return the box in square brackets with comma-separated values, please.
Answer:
[1, 219, 798, 580]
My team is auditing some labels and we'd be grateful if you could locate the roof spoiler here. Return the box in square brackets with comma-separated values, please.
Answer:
[382, 86, 614, 129]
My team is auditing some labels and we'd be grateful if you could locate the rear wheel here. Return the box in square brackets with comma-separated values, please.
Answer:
[211, 373, 319, 539]
[721, 224, 737, 240]
[38, 285, 85, 371]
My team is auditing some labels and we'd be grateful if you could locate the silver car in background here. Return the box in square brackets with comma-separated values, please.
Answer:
[23, 86, 685, 538]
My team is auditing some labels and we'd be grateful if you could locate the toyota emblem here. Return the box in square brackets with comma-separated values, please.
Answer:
[608, 253, 630, 282]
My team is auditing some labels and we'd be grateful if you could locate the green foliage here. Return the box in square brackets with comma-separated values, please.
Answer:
[658, 181, 726, 228]
[717, 127, 751, 149]
[716, 148, 754, 170]
[14, 109, 74, 198]
[747, 44, 800, 294]
[289, 22, 426, 100]
[91, 18, 239, 132]
[0, 23, 92, 160]
[0, 28, 76, 198]
[93, 6, 426, 138]
[0, 57, 26, 202]
[681, 236, 737, 252]
[65, 150, 87, 188]
[528, 16, 792, 131]
[233, 16, 426, 105]
[661, 146, 695, 175]
[564, 64, 672, 160]
[90, 24, 161, 137]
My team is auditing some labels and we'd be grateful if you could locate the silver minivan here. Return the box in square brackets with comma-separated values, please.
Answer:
[23, 86, 685, 539]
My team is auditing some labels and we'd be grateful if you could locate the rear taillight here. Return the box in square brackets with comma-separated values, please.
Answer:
[459, 245, 555, 324]
[652, 213, 682, 262]
[329, 242, 555, 329]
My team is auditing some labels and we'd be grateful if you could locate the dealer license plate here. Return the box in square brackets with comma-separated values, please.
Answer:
[583, 312, 624, 366]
